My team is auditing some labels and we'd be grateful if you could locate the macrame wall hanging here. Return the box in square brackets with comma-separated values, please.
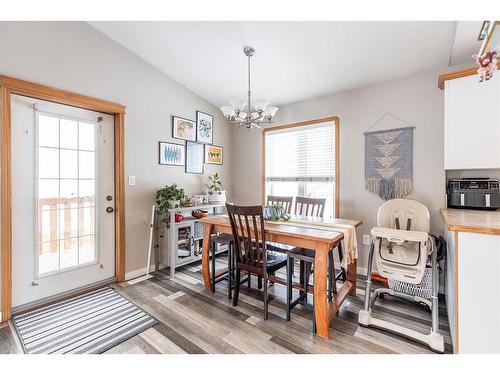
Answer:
[364, 113, 414, 201]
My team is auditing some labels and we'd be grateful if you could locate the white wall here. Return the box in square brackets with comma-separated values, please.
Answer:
[232, 68, 447, 269]
[0, 22, 234, 283]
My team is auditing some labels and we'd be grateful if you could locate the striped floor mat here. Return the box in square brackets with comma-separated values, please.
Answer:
[12, 287, 157, 354]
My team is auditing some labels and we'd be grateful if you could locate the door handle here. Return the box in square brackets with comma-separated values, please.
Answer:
[106, 207, 114, 213]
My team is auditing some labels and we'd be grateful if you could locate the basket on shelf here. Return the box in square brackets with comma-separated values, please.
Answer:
[388, 268, 433, 299]
[193, 221, 205, 240]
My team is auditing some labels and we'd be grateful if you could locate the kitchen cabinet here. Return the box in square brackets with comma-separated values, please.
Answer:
[444, 74, 500, 169]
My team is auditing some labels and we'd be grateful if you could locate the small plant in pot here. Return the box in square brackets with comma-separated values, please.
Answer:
[207, 173, 226, 203]
[156, 184, 186, 227]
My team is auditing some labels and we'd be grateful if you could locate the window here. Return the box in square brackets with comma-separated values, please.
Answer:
[264, 119, 338, 218]
[37, 112, 98, 276]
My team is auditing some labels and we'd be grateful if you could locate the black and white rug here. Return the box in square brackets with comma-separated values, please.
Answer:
[12, 287, 157, 354]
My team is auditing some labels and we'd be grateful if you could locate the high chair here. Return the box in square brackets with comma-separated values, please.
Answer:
[358, 198, 445, 353]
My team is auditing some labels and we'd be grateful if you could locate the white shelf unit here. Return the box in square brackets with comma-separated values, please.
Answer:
[159, 204, 226, 277]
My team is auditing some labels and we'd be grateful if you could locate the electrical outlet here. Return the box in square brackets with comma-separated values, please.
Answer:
[363, 234, 371, 245]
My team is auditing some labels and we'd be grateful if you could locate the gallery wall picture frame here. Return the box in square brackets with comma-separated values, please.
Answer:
[196, 110, 214, 144]
[159, 141, 185, 166]
[172, 115, 196, 141]
[205, 144, 223, 165]
[185, 141, 204, 174]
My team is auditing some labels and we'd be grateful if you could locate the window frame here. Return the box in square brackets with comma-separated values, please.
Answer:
[262, 116, 340, 218]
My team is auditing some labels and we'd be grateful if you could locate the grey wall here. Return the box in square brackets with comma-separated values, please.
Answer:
[232, 68, 447, 270]
[0, 22, 234, 282]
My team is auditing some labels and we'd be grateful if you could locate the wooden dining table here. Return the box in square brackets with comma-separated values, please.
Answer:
[199, 215, 363, 340]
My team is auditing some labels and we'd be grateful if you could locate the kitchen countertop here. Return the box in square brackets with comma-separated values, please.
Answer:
[440, 208, 500, 235]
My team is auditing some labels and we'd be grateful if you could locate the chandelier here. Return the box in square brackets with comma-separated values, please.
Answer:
[220, 46, 278, 130]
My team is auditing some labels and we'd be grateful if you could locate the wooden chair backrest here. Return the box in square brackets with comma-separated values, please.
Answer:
[266, 195, 293, 214]
[226, 204, 267, 270]
[294, 196, 326, 218]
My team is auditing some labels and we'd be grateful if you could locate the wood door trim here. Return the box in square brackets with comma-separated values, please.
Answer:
[1, 87, 12, 321]
[0, 76, 126, 322]
[0, 76, 126, 114]
[261, 116, 340, 218]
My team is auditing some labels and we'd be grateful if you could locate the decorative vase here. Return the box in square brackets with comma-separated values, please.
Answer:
[169, 199, 181, 209]
[208, 190, 226, 203]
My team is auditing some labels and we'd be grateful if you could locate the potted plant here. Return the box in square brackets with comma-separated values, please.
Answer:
[207, 173, 226, 203]
[156, 183, 186, 227]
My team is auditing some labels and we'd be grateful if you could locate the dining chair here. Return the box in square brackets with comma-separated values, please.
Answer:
[294, 196, 326, 217]
[266, 195, 293, 214]
[286, 196, 345, 331]
[226, 203, 287, 320]
[210, 234, 250, 299]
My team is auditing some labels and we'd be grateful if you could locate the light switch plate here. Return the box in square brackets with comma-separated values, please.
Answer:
[128, 175, 136, 186]
[363, 234, 371, 245]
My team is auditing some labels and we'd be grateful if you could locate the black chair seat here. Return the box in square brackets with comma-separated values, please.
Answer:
[267, 241, 294, 253]
[266, 251, 288, 272]
[288, 247, 315, 259]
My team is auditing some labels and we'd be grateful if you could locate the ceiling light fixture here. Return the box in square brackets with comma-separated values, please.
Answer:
[220, 46, 278, 130]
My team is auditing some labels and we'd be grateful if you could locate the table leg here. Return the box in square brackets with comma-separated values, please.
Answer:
[348, 258, 357, 296]
[202, 223, 214, 291]
[313, 242, 330, 339]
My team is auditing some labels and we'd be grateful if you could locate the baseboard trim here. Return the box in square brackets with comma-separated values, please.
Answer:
[125, 264, 167, 281]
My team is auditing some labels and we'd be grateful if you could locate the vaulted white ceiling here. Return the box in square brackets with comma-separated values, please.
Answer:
[89, 21, 483, 107]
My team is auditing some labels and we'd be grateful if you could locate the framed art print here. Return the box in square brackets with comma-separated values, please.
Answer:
[185, 141, 204, 174]
[159, 142, 185, 166]
[172, 116, 196, 141]
[196, 111, 214, 144]
[205, 144, 223, 165]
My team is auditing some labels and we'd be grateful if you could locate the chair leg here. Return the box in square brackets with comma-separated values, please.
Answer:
[338, 242, 347, 282]
[328, 249, 334, 301]
[227, 243, 232, 300]
[263, 275, 269, 320]
[286, 255, 293, 321]
[312, 296, 316, 333]
[233, 269, 241, 306]
[248, 271, 251, 288]
[211, 240, 216, 293]
[304, 262, 312, 303]
[299, 260, 305, 300]
[258, 276, 262, 289]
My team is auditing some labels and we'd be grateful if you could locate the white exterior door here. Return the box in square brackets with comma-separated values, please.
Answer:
[11, 95, 115, 309]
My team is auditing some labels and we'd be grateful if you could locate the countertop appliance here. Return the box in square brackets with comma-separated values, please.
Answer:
[447, 178, 500, 210]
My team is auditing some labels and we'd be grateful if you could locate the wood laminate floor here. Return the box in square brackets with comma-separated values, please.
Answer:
[0, 257, 452, 354]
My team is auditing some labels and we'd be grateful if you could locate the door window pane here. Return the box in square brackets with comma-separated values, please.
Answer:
[60, 238, 79, 269]
[59, 208, 78, 239]
[79, 207, 95, 236]
[38, 148, 59, 178]
[79, 235, 95, 264]
[39, 209, 59, 243]
[60, 179, 78, 209]
[60, 119, 78, 149]
[60, 149, 78, 179]
[39, 241, 59, 274]
[79, 121, 95, 151]
[79, 151, 95, 179]
[79, 180, 95, 207]
[38, 114, 59, 148]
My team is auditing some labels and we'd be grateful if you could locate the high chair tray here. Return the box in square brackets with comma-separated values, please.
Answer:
[371, 227, 428, 243]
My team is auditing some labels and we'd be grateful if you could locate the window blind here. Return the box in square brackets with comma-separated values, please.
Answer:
[265, 122, 335, 182]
